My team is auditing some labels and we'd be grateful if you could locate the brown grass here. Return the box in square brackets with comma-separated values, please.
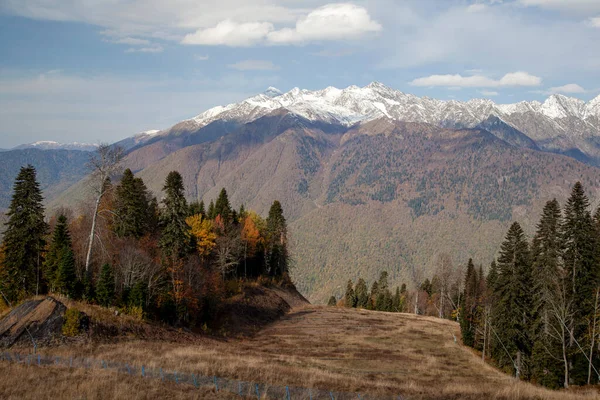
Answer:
[3, 305, 600, 399]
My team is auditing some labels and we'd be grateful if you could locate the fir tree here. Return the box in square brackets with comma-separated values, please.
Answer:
[44, 214, 73, 292]
[327, 296, 337, 306]
[189, 200, 205, 217]
[128, 281, 146, 309]
[265, 201, 288, 277]
[378, 271, 389, 293]
[159, 171, 190, 259]
[207, 200, 216, 219]
[355, 278, 369, 308]
[393, 287, 401, 312]
[96, 263, 115, 307]
[492, 222, 533, 378]
[1, 165, 48, 301]
[56, 250, 77, 298]
[214, 188, 232, 223]
[460, 259, 478, 348]
[370, 281, 379, 308]
[114, 169, 153, 239]
[344, 280, 356, 308]
[561, 182, 600, 384]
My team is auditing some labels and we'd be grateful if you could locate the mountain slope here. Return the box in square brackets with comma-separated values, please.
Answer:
[0, 149, 90, 210]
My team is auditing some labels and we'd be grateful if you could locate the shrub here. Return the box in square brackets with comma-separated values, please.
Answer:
[62, 308, 81, 337]
[127, 305, 144, 321]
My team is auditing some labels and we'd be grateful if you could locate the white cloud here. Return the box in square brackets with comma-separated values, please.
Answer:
[479, 90, 499, 96]
[182, 20, 274, 47]
[590, 16, 600, 27]
[180, 4, 381, 47]
[466, 4, 487, 13]
[267, 3, 382, 44]
[125, 45, 164, 53]
[409, 71, 542, 88]
[111, 37, 150, 46]
[518, 0, 600, 14]
[195, 54, 210, 61]
[227, 60, 279, 71]
[546, 83, 586, 94]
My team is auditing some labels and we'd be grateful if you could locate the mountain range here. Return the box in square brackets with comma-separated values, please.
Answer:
[2, 82, 600, 302]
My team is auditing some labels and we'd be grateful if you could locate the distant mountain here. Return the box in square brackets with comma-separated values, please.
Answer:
[14, 141, 98, 152]
[138, 83, 600, 165]
[0, 149, 90, 210]
[8, 82, 600, 302]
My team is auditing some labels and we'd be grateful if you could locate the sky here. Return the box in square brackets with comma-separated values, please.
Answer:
[0, 0, 599, 148]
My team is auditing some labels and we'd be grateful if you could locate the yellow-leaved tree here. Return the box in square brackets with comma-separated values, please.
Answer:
[186, 214, 217, 258]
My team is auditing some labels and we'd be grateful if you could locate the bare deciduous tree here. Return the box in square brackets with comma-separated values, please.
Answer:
[85, 144, 124, 274]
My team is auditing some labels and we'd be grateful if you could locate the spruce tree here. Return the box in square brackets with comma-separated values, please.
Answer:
[207, 200, 216, 219]
[344, 280, 356, 308]
[561, 182, 600, 384]
[492, 222, 533, 378]
[460, 259, 477, 347]
[530, 199, 564, 387]
[378, 271, 389, 293]
[96, 263, 115, 307]
[393, 287, 401, 312]
[44, 215, 73, 292]
[56, 250, 77, 298]
[370, 281, 379, 309]
[327, 296, 337, 306]
[214, 188, 232, 223]
[355, 278, 369, 308]
[265, 201, 288, 277]
[114, 169, 152, 239]
[1, 165, 48, 301]
[159, 171, 190, 259]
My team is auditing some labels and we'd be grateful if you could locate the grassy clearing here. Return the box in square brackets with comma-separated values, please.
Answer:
[3, 305, 600, 399]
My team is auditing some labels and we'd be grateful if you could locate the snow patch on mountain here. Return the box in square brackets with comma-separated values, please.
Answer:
[14, 141, 99, 151]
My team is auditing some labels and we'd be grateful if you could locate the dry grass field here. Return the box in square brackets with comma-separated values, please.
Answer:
[2, 305, 600, 399]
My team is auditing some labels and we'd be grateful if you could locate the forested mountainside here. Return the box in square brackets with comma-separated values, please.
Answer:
[38, 109, 600, 303]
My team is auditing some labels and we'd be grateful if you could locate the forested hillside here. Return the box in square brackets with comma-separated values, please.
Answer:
[39, 114, 600, 303]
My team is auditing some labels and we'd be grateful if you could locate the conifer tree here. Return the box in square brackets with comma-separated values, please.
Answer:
[529, 199, 564, 387]
[96, 263, 115, 307]
[44, 215, 73, 292]
[355, 278, 369, 308]
[56, 250, 77, 298]
[114, 169, 153, 239]
[159, 171, 190, 259]
[393, 286, 401, 312]
[492, 222, 533, 378]
[214, 188, 232, 223]
[207, 200, 216, 219]
[265, 201, 288, 277]
[460, 259, 478, 347]
[327, 296, 337, 306]
[369, 281, 379, 309]
[344, 280, 356, 308]
[378, 271, 389, 293]
[561, 182, 600, 384]
[1, 165, 48, 301]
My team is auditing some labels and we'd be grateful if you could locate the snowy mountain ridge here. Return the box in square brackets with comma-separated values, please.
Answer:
[183, 82, 600, 137]
[14, 141, 99, 152]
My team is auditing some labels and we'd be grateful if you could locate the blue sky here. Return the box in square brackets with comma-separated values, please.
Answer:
[0, 0, 599, 147]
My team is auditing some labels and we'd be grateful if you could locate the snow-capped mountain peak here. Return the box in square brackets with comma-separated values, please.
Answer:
[14, 141, 99, 151]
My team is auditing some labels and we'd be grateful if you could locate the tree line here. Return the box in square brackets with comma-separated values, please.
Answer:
[459, 182, 600, 389]
[335, 271, 408, 312]
[0, 147, 290, 327]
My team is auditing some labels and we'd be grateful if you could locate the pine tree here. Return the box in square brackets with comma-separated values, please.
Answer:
[44, 215, 73, 292]
[492, 222, 533, 378]
[159, 171, 190, 259]
[96, 263, 115, 307]
[355, 278, 369, 308]
[56, 250, 77, 298]
[1, 165, 48, 301]
[344, 280, 356, 308]
[327, 296, 337, 306]
[265, 201, 288, 277]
